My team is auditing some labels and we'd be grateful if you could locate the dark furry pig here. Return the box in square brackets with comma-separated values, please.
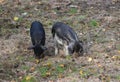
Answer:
[29, 21, 46, 58]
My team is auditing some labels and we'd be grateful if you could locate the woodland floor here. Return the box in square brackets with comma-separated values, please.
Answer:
[0, 0, 120, 82]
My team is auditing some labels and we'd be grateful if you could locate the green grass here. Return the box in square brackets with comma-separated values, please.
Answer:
[66, 55, 72, 60]
[79, 69, 91, 78]
[53, 64, 66, 75]
[116, 44, 120, 50]
[0, 26, 19, 36]
[90, 19, 99, 27]
[22, 76, 37, 82]
[0, 28, 11, 36]
[56, 66, 65, 73]
[114, 75, 120, 80]
[38, 63, 66, 78]
[0, 7, 3, 13]
[21, 65, 30, 71]
[95, 37, 109, 43]
[79, 67, 99, 78]
[79, 15, 86, 20]
[18, 17, 24, 22]
[37, 61, 78, 79]
[69, 8, 77, 14]
[39, 66, 49, 77]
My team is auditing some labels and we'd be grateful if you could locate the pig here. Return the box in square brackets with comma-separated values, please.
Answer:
[29, 21, 46, 58]
[52, 22, 83, 56]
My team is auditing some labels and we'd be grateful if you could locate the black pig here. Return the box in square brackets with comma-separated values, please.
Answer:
[29, 21, 46, 58]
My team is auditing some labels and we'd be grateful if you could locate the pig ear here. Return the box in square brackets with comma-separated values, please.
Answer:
[27, 45, 35, 50]
[40, 45, 47, 50]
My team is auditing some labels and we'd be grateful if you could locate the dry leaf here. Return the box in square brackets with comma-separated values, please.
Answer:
[23, 49, 28, 52]
[112, 55, 117, 59]
[0, 0, 4, 4]
[14, 16, 19, 21]
[30, 67, 35, 72]
[38, 1, 42, 4]
[58, 74, 63, 78]
[59, 64, 64, 68]
[79, 70, 83, 75]
[46, 72, 51, 76]
[105, 54, 109, 58]
[88, 57, 92, 62]
[112, 56, 115, 59]
[118, 50, 120, 53]
[43, 62, 51, 67]
[11, 80, 16, 82]
[26, 76, 31, 80]
[102, 28, 106, 32]
[19, 76, 22, 80]
[35, 59, 40, 63]
[98, 64, 102, 67]
[48, 80, 54, 82]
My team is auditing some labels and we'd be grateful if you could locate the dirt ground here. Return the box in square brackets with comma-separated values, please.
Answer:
[0, 0, 120, 82]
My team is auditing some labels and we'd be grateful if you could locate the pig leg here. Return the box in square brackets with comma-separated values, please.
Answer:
[64, 44, 69, 56]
